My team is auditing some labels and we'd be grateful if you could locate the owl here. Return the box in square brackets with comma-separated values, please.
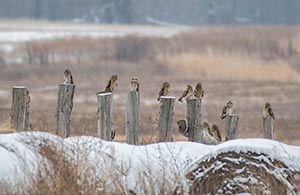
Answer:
[194, 82, 204, 99]
[263, 102, 275, 120]
[202, 121, 213, 136]
[105, 75, 118, 93]
[157, 82, 170, 101]
[221, 101, 234, 120]
[212, 124, 222, 141]
[63, 69, 74, 84]
[130, 77, 139, 92]
[178, 85, 193, 103]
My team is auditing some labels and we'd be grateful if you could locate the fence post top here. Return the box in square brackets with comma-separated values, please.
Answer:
[12, 86, 26, 89]
[59, 83, 75, 86]
[97, 92, 113, 97]
[160, 96, 175, 99]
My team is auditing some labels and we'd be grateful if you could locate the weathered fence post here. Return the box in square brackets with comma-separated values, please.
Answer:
[56, 83, 75, 138]
[263, 116, 274, 139]
[225, 114, 239, 140]
[126, 91, 139, 145]
[158, 96, 175, 142]
[187, 99, 202, 142]
[97, 92, 113, 141]
[11, 86, 29, 131]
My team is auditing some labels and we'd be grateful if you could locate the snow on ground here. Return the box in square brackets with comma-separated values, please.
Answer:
[0, 21, 188, 46]
[0, 131, 299, 194]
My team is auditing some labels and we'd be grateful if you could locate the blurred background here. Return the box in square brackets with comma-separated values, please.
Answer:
[0, 0, 300, 144]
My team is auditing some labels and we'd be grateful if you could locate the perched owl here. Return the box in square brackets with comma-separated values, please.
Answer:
[221, 101, 234, 120]
[263, 102, 275, 120]
[105, 75, 118, 93]
[194, 82, 204, 99]
[157, 82, 170, 101]
[25, 90, 31, 106]
[178, 85, 193, 103]
[63, 69, 74, 84]
[130, 77, 139, 92]
[212, 124, 222, 141]
[202, 121, 213, 136]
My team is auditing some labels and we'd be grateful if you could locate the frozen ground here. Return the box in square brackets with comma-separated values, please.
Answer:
[0, 131, 299, 194]
[0, 20, 188, 53]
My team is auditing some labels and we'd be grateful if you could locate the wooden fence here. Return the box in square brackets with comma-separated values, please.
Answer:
[8, 84, 275, 144]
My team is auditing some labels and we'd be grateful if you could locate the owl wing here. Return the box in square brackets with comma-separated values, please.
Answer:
[178, 89, 188, 102]
[208, 127, 213, 136]
[268, 107, 275, 119]
[70, 75, 74, 84]
[105, 80, 112, 92]
[157, 87, 164, 101]
[215, 127, 222, 141]
[221, 106, 227, 119]
[137, 82, 139, 92]
[201, 90, 204, 97]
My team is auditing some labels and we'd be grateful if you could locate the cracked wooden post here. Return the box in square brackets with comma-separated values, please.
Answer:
[97, 92, 113, 141]
[56, 83, 75, 138]
[11, 86, 29, 131]
[187, 99, 202, 142]
[158, 96, 175, 142]
[263, 116, 274, 139]
[225, 114, 239, 140]
[126, 91, 139, 145]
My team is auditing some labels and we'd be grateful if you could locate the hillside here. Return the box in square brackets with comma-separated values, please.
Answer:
[0, 132, 299, 194]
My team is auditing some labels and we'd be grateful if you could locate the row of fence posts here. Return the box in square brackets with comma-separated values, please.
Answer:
[10, 84, 274, 144]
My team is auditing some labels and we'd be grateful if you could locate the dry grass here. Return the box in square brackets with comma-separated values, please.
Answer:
[160, 53, 300, 82]
[0, 25, 300, 144]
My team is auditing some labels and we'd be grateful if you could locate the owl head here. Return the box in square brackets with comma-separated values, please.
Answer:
[212, 124, 219, 131]
[64, 69, 72, 76]
[227, 101, 233, 107]
[162, 82, 170, 89]
[202, 121, 210, 129]
[265, 102, 271, 108]
[131, 77, 138, 84]
[195, 82, 202, 90]
[111, 74, 118, 81]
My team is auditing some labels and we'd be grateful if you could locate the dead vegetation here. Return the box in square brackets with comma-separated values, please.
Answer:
[0, 26, 300, 144]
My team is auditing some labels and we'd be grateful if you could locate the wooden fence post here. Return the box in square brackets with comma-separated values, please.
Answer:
[225, 115, 239, 140]
[126, 91, 139, 145]
[97, 92, 113, 141]
[11, 86, 29, 131]
[158, 96, 175, 142]
[263, 116, 274, 139]
[56, 83, 75, 138]
[187, 99, 202, 142]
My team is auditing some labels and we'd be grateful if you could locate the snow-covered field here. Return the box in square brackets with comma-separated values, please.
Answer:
[0, 131, 299, 194]
[0, 20, 188, 53]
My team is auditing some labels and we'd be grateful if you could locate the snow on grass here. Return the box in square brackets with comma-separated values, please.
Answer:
[0, 131, 299, 194]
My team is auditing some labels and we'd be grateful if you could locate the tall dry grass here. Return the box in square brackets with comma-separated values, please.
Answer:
[159, 52, 300, 82]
